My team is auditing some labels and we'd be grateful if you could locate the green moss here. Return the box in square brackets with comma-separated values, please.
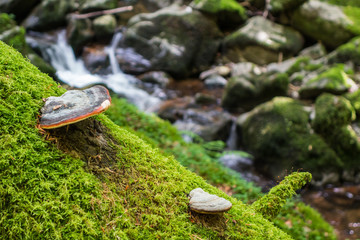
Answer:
[0, 41, 296, 239]
[344, 89, 360, 116]
[252, 172, 312, 220]
[269, 0, 307, 14]
[106, 97, 261, 202]
[242, 97, 342, 179]
[312, 93, 356, 134]
[299, 65, 354, 99]
[192, 0, 246, 18]
[275, 201, 336, 240]
[329, 36, 360, 66]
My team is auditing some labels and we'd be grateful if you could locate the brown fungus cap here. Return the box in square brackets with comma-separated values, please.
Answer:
[40, 85, 111, 129]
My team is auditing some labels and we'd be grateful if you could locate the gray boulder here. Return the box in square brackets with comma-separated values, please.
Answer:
[221, 62, 289, 111]
[222, 16, 304, 65]
[66, 17, 94, 54]
[22, 0, 75, 31]
[122, 5, 222, 77]
[93, 14, 117, 38]
[291, 0, 354, 48]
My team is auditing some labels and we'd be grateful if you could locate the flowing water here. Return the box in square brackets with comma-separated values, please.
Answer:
[26, 30, 161, 112]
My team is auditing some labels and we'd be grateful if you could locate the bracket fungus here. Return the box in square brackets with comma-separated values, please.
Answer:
[189, 188, 232, 214]
[40, 85, 111, 129]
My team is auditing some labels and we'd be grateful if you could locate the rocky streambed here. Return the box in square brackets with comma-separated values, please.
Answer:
[1, 0, 360, 238]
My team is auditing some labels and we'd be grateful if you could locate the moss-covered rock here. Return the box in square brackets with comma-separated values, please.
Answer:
[312, 93, 356, 134]
[0, 0, 39, 21]
[312, 93, 360, 171]
[66, 17, 94, 54]
[238, 97, 342, 180]
[328, 36, 360, 66]
[344, 89, 360, 117]
[223, 16, 304, 65]
[79, 0, 118, 13]
[291, 0, 355, 48]
[0, 40, 300, 239]
[123, 5, 222, 77]
[93, 14, 117, 38]
[269, 0, 307, 14]
[222, 68, 289, 111]
[299, 65, 356, 99]
[22, 0, 75, 31]
[190, 0, 247, 29]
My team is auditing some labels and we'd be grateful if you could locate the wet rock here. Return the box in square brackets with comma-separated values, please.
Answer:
[190, 0, 247, 29]
[122, 5, 222, 77]
[222, 16, 304, 65]
[79, 0, 117, 13]
[203, 74, 227, 88]
[66, 17, 94, 54]
[173, 108, 233, 142]
[312, 93, 356, 134]
[138, 71, 172, 87]
[238, 97, 341, 180]
[189, 188, 232, 214]
[291, 0, 354, 48]
[199, 65, 231, 80]
[298, 43, 327, 60]
[22, 0, 76, 31]
[93, 14, 117, 39]
[222, 62, 289, 111]
[0, 0, 40, 21]
[82, 45, 110, 75]
[327, 36, 360, 67]
[268, 0, 307, 14]
[299, 65, 357, 99]
[194, 93, 217, 105]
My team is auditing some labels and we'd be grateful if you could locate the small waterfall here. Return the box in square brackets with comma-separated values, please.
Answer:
[226, 119, 238, 150]
[27, 30, 161, 112]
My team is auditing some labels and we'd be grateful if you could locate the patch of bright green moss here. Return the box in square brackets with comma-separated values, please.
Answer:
[275, 200, 336, 240]
[312, 93, 356, 134]
[192, 0, 246, 17]
[0, 40, 297, 239]
[252, 172, 312, 220]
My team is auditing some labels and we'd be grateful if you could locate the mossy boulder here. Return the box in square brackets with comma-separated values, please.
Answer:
[344, 89, 360, 117]
[0, 40, 302, 239]
[223, 16, 304, 65]
[312, 93, 360, 171]
[93, 14, 117, 38]
[328, 36, 360, 66]
[0, 0, 39, 21]
[122, 5, 222, 77]
[190, 0, 247, 29]
[268, 0, 307, 14]
[299, 65, 357, 99]
[291, 0, 355, 48]
[222, 64, 289, 111]
[312, 93, 356, 134]
[22, 0, 75, 31]
[238, 97, 342, 180]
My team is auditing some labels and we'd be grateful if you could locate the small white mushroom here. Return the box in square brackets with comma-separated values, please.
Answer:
[189, 188, 232, 214]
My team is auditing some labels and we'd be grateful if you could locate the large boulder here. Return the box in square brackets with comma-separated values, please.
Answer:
[190, 0, 247, 29]
[222, 16, 304, 65]
[327, 36, 360, 67]
[299, 65, 357, 99]
[238, 97, 342, 181]
[0, 0, 40, 21]
[93, 14, 117, 38]
[121, 5, 222, 77]
[268, 0, 307, 14]
[22, 0, 76, 31]
[291, 0, 355, 48]
[312, 93, 360, 176]
[222, 62, 289, 111]
[66, 17, 94, 54]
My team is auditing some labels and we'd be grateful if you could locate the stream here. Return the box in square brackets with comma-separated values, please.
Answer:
[26, 29, 360, 240]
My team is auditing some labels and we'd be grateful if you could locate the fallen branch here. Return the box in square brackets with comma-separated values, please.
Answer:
[73, 6, 133, 19]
